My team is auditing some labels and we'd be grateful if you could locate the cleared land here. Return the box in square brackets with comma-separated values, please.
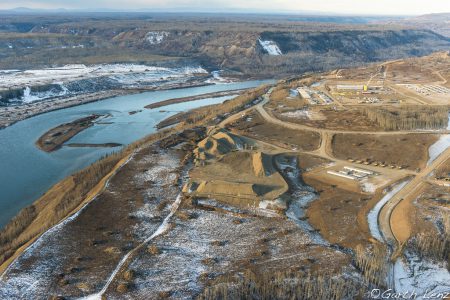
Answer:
[332, 133, 438, 170]
[2, 52, 450, 298]
[274, 107, 383, 131]
[304, 175, 374, 249]
[227, 111, 321, 151]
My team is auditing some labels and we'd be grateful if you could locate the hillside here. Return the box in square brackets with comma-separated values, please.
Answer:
[0, 14, 449, 77]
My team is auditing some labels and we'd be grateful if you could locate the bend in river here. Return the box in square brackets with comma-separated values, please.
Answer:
[0, 80, 271, 228]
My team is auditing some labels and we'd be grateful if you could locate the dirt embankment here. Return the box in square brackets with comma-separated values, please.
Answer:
[36, 114, 103, 152]
[0, 127, 206, 277]
[228, 111, 321, 151]
[145, 89, 246, 110]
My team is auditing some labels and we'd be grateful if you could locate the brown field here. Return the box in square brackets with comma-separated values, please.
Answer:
[272, 106, 384, 131]
[265, 87, 309, 111]
[304, 174, 373, 249]
[412, 183, 450, 235]
[297, 153, 331, 171]
[435, 157, 450, 179]
[332, 133, 439, 170]
[227, 111, 321, 151]
[386, 61, 443, 84]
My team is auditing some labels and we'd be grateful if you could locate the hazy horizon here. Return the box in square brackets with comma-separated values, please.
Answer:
[0, 0, 449, 16]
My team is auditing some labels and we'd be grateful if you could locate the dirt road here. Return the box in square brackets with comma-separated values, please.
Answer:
[379, 146, 450, 247]
[220, 87, 449, 252]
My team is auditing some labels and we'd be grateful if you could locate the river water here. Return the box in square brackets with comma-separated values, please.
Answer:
[0, 80, 270, 228]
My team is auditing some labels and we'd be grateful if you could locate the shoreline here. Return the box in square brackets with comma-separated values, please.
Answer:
[0, 80, 214, 130]
[0, 83, 269, 278]
[145, 88, 247, 109]
[36, 114, 103, 152]
[65, 143, 123, 148]
[0, 151, 135, 277]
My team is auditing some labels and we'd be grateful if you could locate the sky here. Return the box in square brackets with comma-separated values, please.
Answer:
[0, 0, 449, 15]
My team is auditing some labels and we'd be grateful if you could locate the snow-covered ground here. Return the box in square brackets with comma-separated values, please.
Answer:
[258, 39, 282, 56]
[281, 109, 311, 119]
[275, 156, 328, 245]
[0, 64, 207, 89]
[427, 134, 450, 166]
[0, 64, 208, 105]
[367, 180, 410, 242]
[145, 31, 170, 45]
[205, 70, 236, 84]
[394, 252, 450, 299]
[361, 181, 377, 193]
[427, 113, 450, 165]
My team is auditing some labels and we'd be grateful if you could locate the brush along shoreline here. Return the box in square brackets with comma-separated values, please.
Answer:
[0, 84, 271, 277]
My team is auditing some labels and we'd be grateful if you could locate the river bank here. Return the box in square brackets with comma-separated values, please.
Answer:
[0, 79, 212, 130]
[144, 88, 246, 109]
[0, 79, 272, 229]
[36, 114, 104, 152]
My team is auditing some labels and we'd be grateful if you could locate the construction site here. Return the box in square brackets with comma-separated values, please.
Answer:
[1, 52, 449, 299]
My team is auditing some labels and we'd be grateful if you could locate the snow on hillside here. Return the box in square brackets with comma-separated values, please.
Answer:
[394, 252, 450, 298]
[258, 39, 282, 55]
[0, 64, 208, 89]
[0, 64, 209, 105]
[146, 31, 170, 44]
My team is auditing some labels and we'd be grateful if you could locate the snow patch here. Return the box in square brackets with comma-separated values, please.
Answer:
[146, 31, 170, 44]
[258, 39, 282, 56]
[394, 252, 450, 298]
[81, 194, 183, 300]
[361, 181, 377, 193]
[427, 134, 450, 166]
[205, 70, 235, 84]
[281, 109, 311, 119]
[0, 64, 209, 104]
[275, 156, 327, 245]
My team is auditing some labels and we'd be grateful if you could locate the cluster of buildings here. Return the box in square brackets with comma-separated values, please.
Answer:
[327, 166, 375, 181]
[295, 87, 333, 105]
[400, 84, 450, 96]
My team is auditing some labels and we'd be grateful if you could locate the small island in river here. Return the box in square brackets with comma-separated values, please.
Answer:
[36, 114, 103, 152]
[144, 89, 246, 109]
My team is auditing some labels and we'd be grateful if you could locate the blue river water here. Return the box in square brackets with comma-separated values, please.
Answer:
[0, 80, 270, 228]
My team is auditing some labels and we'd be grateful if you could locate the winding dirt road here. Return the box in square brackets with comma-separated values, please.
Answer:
[228, 88, 450, 253]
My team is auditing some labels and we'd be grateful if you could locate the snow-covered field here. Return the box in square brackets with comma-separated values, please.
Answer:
[258, 39, 282, 56]
[0, 64, 208, 105]
[0, 64, 207, 89]
[394, 252, 450, 299]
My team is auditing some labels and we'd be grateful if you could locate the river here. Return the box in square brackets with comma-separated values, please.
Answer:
[0, 80, 270, 228]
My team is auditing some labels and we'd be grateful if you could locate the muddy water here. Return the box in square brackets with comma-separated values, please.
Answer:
[0, 79, 272, 228]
